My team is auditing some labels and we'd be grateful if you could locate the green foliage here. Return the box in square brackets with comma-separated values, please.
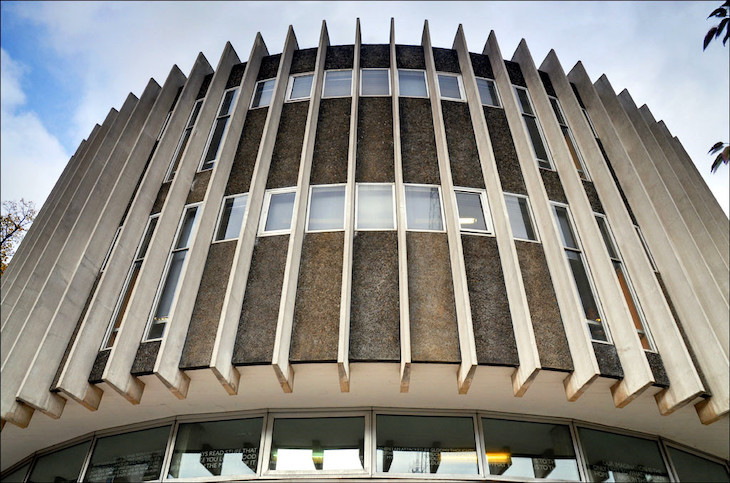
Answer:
[1, 199, 36, 276]
[703, 1, 729, 50]
[708, 142, 729, 173]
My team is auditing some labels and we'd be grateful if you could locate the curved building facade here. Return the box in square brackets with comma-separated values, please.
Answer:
[1, 20, 728, 481]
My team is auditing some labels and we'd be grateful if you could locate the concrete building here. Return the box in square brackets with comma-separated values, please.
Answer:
[1, 20, 728, 481]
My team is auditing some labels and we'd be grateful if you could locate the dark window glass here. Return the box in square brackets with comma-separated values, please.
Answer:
[667, 447, 730, 483]
[175, 207, 199, 249]
[202, 117, 229, 168]
[554, 206, 578, 249]
[216, 195, 248, 241]
[505, 195, 536, 241]
[438, 74, 461, 99]
[28, 441, 91, 483]
[515, 87, 534, 115]
[524, 116, 551, 168]
[137, 217, 158, 259]
[2, 462, 31, 483]
[566, 250, 606, 341]
[456, 191, 488, 233]
[290, 74, 313, 100]
[476, 78, 500, 107]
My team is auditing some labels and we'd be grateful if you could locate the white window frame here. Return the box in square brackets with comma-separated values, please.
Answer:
[359, 68, 391, 97]
[321, 69, 353, 99]
[305, 183, 346, 233]
[165, 98, 204, 182]
[503, 192, 540, 243]
[549, 95, 590, 181]
[513, 85, 554, 170]
[198, 87, 239, 172]
[403, 183, 447, 233]
[157, 110, 173, 142]
[250, 78, 276, 109]
[454, 187, 493, 235]
[475, 76, 501, 108]
[396, 68, 429, 98]
[635, 225, 658, 272]
[213, 193, 249, 243]
[436, 72, 465, 102]
[582, 107, 598, 138]
[354, 183, 397, 232]
[258, 187, 297, 237]
[100, 226, 123, 272]
[286, 72, 314, 102]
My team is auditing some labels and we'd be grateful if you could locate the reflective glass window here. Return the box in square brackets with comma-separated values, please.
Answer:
[476, 78, 500, 107]
[667, 446, 730, 483]
[252, 79, 275, 108]
[514, 86, 552, 169]
[166, 98, 204, 181]
[405, 185, 443, 231]
[455, 190, 489, 233]
[216, 195, 248, 241]
[361, 69, 390, 96]
[263, 191, 296, 234]
[398, 70, 428, 97]
[323, 70, 352, 97]
[504, 194, 537, 241]
[356, 184, 395, 230]
[289, 74, 314, 100]
[308, 185, 346, 231]
[438, 74, 462, 100]
[201, 88, 238, 170]
[28, 441, 91, 483]
[2, 462, 30, 483]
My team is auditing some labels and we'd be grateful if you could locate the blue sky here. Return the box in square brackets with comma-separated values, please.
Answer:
[1, 1, 728, 214]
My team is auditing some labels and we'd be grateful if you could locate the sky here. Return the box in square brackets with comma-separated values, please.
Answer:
[1, 1, 728, 215]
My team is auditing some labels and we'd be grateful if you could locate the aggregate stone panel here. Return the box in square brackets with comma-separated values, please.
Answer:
[179, 240, 237, 370]
[232, 235, 289, 365]
[151, 181, 171, 214]
[257, 54, 281, 81]
[399, 97, 440, 185]
[462, 235, 518, 366]
[406, 232, 460, 363]
[266, 101, 309, 189]
[131, 340, 162, 376]
[290, 232, 344, 363]
[186, 169, 212, 204]
[311, 98, 351, 185]
[88, 350, 110, 384]
[395, 45, 426, 70]
[540, 169, 568, 204]
[290, 48, 318, 75]
[441, 100, 485, 189]
[225, 107, 268, 196]
[539, 70, 557, 97]
[592, 341, 624, 379]
[226, 62, 247, 89]
[582, 180, 605, 214]
[360, 44, 390, 68]
[596, 139, 638, 225]
[470, 53, 494, 79]
[515, 240, 574, 371]
[646, 351, 670, 388]
[324, 45, 354, 70]
[484, 106, 528, 195]
[356, 97, 395, 183]
[349, 231, 400, 362]
[504, 60, 527, 88]
[432, 47, 460, 73]
[197, 73, 214, 99]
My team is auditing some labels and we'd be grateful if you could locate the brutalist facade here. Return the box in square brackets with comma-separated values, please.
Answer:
[1, 20, 728, 482]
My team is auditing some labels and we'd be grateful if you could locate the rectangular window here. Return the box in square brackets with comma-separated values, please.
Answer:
[514, 86, 553, 169]
[549, 96, 589, 180]
[552, 203, 610, 342]
[28, 440, 91, 483]
[437, 73, 464, 100]
[101, 215, 159, 349]
[476, 77, 500, 107]
[251, 78, 275, 108]
[596, 215, 655, 351]
[215, 194, 248, 241]
[166, 98, 204, 181]
[404, 185, 444, 231]
[455, 188, 491, 234]
[100, 226, 122, 272]
[307, 185, 346, 232]
[287, 73, 314, 101]
[259, 189, 296, 236]
[322, 70, 352, 98]
[360, 68, 390, 96]
[145, 205, 200, 341]
[582, 107, 598, 137]
[398, 69, 428, 97]
[504, 193, 538, 241]
[200, 87, 238, 171]
[635, 225, 658, 271]
[157, 111, 173, 142]
[355, 183, 395, 230]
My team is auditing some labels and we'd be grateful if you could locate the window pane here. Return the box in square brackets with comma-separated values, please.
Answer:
[84, 426, 170, 482]
[667, 447, 730, 483]
[168, 418, 263, 479]
[549, 97, 565, 125]
[577, 427, 670, 482]
[405, 186, 443, 231]
[2, 462, 30, 483]
[376, 415, 478, 475]
[202, 117, 229, 168]
[168, 128, 192, 181]
[613, 261, 651, 350]
[553, 206, 578, 249]
[216, 195, 248, 241]
[477, 78, 499, 107]
[361, 69, 389, 96]
[514, 87, 534, 115]
[398, 70, 427, 97]
[176, 207, 199, 250]
[595, 216, 618, 259]
[269, 417, 364, 471]
[137, 217, 158, 260]
[29, 441, 91, 483]
[290, 74, 313, 100]
[265, 191, 296, 232]
[456, 191, 488, 232]
[438, 74, 461, 99]
[323, 70, 352, 97]
[187, 100, 204, 129]
[252, 79, 275, 108]
[505, 195, 536, 241]
[566, 251, 607, 341]
[356, 185, 394, 230]
[105, 261, 141, 349]
[562, 126, 586, 179]
[150, 250, 186, 339]
[524, 115, 550, 167]
[309, 186, 345, 231]
[482, 418, 579, 480]
[635, 226, 657, 271]
[219, 89, 237, 117]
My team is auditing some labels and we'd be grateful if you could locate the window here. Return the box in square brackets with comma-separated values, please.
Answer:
[287, 73, 314, 101]
[666, 445, 730, 482]
[28, 440, 91, 483]
[215, 194, 248, 241]
[514, 86, 553, 169]
[404, 185, 444, 231]
[100, 226, 122, 272]
[259, 189, 296, 235]
[360, 68, 390, 96]
[596, 214, 655, 351]
[307, 185, 346, 232]
[157, 111, 173, 142]
[455, 188, 491, 234]
[200, 87, 238, 171]
[635, 225, 658, 272]
[549, 96, 589, 180]
[251, 78, 275, 108]
[322, 70, 352, 98]
[166, 98, 204, 181]
[582, 107, 598, 138]
[504, 193, 538, 241]
[476, 77, 500, 107]
[355, 183, 395, 230]
[552, 203, 610, 343]
[398, 69, 428, 97]
[145, 205, 200, 341]
[437, 73, 463, 100]
[101, 215, 159, 349]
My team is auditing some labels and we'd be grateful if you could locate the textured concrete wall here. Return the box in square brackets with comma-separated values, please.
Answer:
[266, 101, 309, 189]
[225, 107, 268, 196]
[360, 44, 390, 68]
[407, 232, 460, 363]
[483, 106, 527, 195]
[197, 73, 213, 99]
[257, 54, 281, 80]
[185, 169, 211, 204]
[290, 232, 344, 363]
[226, 63, 247, 89]
[395, 45, 426, 69]
[349, 231, 400, 362]
[540, 169, 568, 204]
[324, 45, 354, 70]
[179, 241, 237, 370]
[647, 351, 670, 387]
[432, 47, 460, 73]
[462, 235, 518, 366]
[356, 97, 394, 182]
[290, 48, 317, 75]
[232, 235, 289, 365]
[596, 139, 638, 225]
[88, 350, 109, 384]
[504, 60, 526, 87]
[442, 101, 484, 189]
[151, 182, 171, 214]
[399, 98, 439, 185]
[311, 98, 351, 185]
[470, 53, 494, 79]
[130, 340, 161, 376]
[582, 180, 605, 214]
[592, 341, 624, 379]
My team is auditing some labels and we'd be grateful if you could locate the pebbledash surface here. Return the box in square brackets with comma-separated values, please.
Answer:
[1, 20, 728, 482]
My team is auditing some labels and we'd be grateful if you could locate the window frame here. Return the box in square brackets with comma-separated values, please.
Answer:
[397, 68, 429, 98]
[213, 193, 249, 243]
[513, 85, 554, 170]
[635, 225, 658, 272]
[198, 87, 239, 172]
[403, 183, 447, 233]
[475, 76, 501, 108]
[165, 98, 205, 182]
[321, 69, 353, 99]
[285, 72, 315, 102]
[305, 183, 347, 233]
[503, 192, 540, 243]
[436, 72, 465, 102]
[250, 78, 276, 109]
[548, 95, 590, 181]
[258, 187, 297, 237]
[581, 107, 598, 138]
[354, 183, 397, 232]
[359, 68, 391, 97]
[454, 187, 493, 236]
